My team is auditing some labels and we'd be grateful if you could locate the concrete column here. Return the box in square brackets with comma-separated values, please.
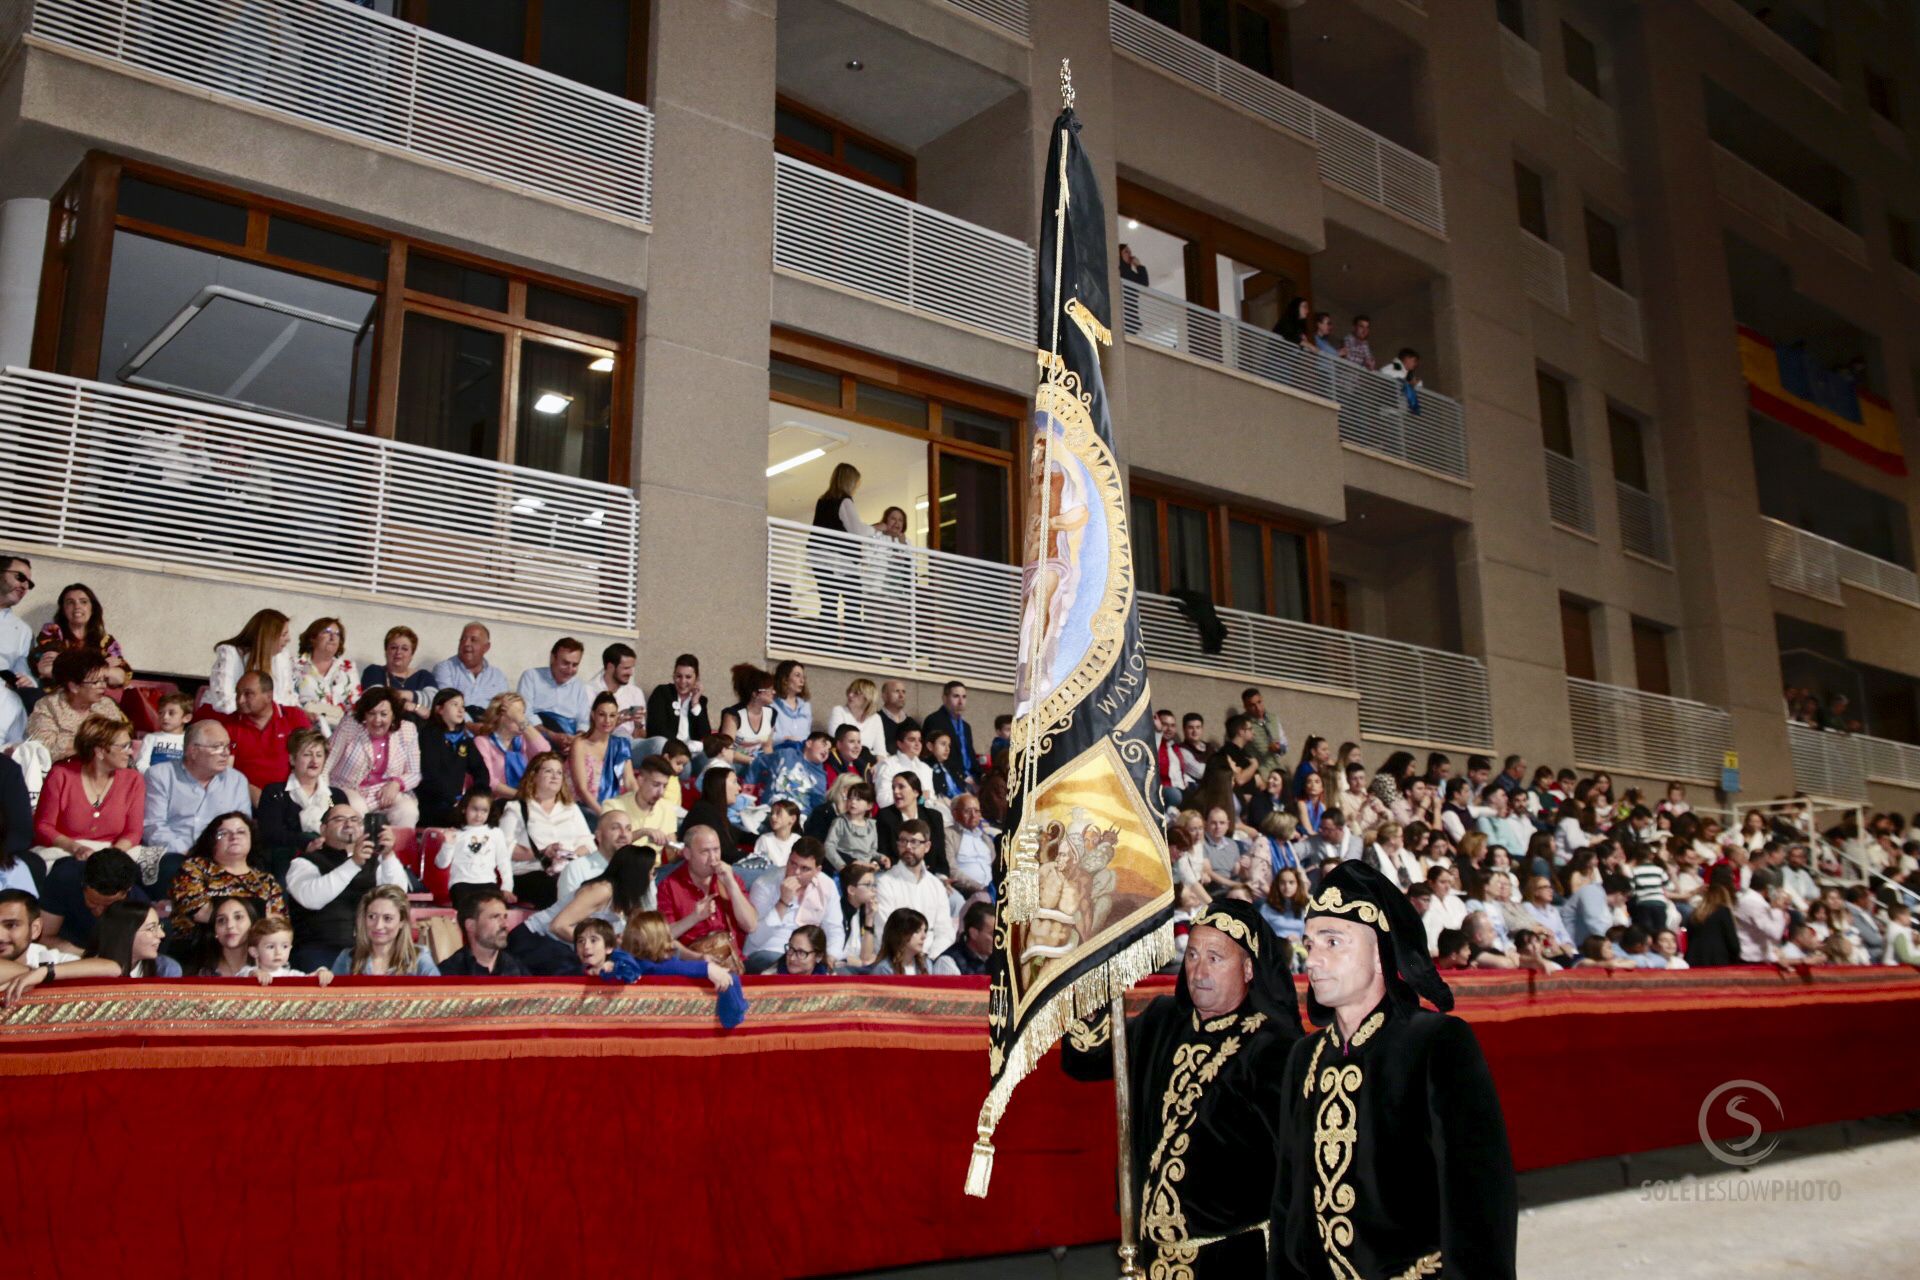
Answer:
[632, 0, 777, 668]
[0, 198, 49, 368]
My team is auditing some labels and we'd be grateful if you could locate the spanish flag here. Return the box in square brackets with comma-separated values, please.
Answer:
[1739, 325, 1906, 476]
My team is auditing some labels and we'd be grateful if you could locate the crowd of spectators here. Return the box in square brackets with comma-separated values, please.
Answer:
[1, 549, 1916, 1012]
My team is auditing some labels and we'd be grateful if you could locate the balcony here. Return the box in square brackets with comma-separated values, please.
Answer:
[766, 517, 1494, 749]
[1120, 281, 1468, 479]
[1592, 276, 1647, 360]
[1545, 450, 1596, 535]
[1519, 231, 1570, 315]
[1697, 0, 1842, 106]
[1107, 2, 1445, 236]
[1711, 145, 1866, 267]
[1567, 678, 1733, 785]
[1762, 517, 1920, 609]
[939, 0, 1029, 40]
[0, 367, 639, 629]
[1499, 28, 1545, 112]
[1616, 482, 1670, 564]
[773, 155, 1035, 346]
[1566, 82, 1621, 166]
[20, 0, 654, 225]
[1788, 722, 1868, 803]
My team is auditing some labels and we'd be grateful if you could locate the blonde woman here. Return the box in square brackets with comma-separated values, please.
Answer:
[474, 692, 553, 799]
[499, 751, 593, 910]
[333, 884, 439, 976]
[827, 678, 885, 763]
[809, 462, 871, 637]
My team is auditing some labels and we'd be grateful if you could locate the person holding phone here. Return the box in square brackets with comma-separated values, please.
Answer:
[284, 803, 410, 971]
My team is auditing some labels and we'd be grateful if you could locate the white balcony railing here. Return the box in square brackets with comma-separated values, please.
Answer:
[767, 518, 1494, 749]
[1109, 2, 1445, 235]
[1760, 516, 1920, 607]
[1499, 28, 1545, 111]
[1568, 678, 1733, 785]
[773, 154, 1035, 345]
[1710, 145, 1867, 266]
[24, 0, 654, 225]
[1592, 276, 1646, 360]
[0, 368, 639, 629]
[1862, 733, 1920, 791]
[940, 0, 1029, 39]
[1519, 230, 1570, 314]
[1545, 449, 1595, 534]
[1567, 82, 1621, 164]
[1120, 282, 1468, 479]
[1788, 722, 1869, 804]
[1616, 482, 1670, 564]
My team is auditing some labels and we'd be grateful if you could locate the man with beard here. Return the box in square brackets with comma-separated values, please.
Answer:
[1269, 861, 1517, 1279]
[1062, 899, 1302, 1276]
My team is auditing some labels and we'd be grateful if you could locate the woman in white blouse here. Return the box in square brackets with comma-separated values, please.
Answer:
[291, 616, 360, 737]
[724, 664, 776, 764]
[205, 609, 298, 714]
[498, 751, 594, 911]
[827, 678, 885, 762]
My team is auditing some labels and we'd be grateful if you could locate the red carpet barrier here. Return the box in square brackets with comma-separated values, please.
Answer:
[2, 966, 1917, 1278]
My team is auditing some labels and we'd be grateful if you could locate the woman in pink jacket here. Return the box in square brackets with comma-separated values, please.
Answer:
[326, 688, 422, 829]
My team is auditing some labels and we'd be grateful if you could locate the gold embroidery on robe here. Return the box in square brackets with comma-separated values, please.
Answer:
[1137, 1014, 1264, 1279]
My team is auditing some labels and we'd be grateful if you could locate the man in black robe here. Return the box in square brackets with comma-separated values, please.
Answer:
[1063, 899, 1302, 1278]
[1269, 862, 1518, 1279]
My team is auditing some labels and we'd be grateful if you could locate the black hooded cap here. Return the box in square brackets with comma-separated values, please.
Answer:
[1176, 898, 1300, 1028]
[1304, 861, 1454, 1025]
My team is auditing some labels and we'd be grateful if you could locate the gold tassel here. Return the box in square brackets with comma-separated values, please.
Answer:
[964, 1125, 997, 1198]
[1002, 823, 1042, 922]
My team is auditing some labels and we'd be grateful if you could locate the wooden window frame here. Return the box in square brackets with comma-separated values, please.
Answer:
[770, 328, 1023, 563]
[1117, 179, 1312, 313]
[399, 0, 650, 103]
[32, 153, 637, 486]
[1129, 477, 1330, 625]
[775, 96, 917, 200]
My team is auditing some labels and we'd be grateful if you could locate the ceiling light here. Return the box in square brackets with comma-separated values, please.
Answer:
[766, 447, 826, 477]
[846, 58, 864, 71]
[914, 500, 930, 510]
[533, 392, 571, 414]
[588, 356, 614, 373]
[1127, 219, 1139, 230]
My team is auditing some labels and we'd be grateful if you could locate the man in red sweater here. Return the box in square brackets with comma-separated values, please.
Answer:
[194, 671, 311, 801]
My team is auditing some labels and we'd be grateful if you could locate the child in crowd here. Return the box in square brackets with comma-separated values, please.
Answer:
[615, 912, 747, 1028]
[134, 692, 194, 771]
[660, 739, 693, 805]
[754, 799, 801, 867]
[1657, 782, 1690, 817]
[989, 715, 1013, 772]
[438, 788, 515, 912]
[238, 916, 333, 986]
[826, 781, 879, 872]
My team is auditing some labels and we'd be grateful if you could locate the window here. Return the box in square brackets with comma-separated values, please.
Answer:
[1867, 68, 1899, 124]
[1122, 0, 1290, 83]
[1537, 370, 1574, 456]
[1608, 406, 1649, 491]
[1560, 597, 1596, 682]
[37, 157, 633, 483]
[1116, 180, 1311, 322]
[1514, 162, 1550, 241]
[1129, 483, 1325, 621]
[1631, 620, 1672, 696]
[1890, 215, 1917, 272]
[766, 331, 1022, 562]
[775, 97, 916, 198]
[1496, 0, 1527, 40]
[1585, 209, 1625, 289]
[1561, 22, 1603, 98]
[404, 0, 648, 100]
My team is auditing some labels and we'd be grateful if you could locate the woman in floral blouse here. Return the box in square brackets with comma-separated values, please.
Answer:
[166, 811, 287, 938]
[291, 616, 360, 737]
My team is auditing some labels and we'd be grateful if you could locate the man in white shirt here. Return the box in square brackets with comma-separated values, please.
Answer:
[945, 794, 998, 897]
[743, 839, 843, 972]
[873, 725, 935, 810]
[0, 553, 34, 741]
[516, 637, 591, 754]
[1474, 785, 1533, 862]
[584, 642, 646, 739]
[1733, 869, 1790, 964]
[431, 623, 511, 722]
[1421, 864, 1468, 952]
[873, 819, 956, 959]
[554, 812, 635, 904]
[0, 890, 124, 991]
[285, 804, 411, 971]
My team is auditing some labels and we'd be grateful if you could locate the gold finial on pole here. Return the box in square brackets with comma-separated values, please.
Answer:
[1060, 58, 1075, 110]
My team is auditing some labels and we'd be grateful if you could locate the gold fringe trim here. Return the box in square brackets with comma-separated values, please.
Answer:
[1066, 296, 1112, 348]
[963, 922, 1177, 1198]
[1036, 349, 1066, 375]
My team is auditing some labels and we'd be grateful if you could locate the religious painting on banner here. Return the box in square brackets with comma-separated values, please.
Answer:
[964, 101, 1176, 1198]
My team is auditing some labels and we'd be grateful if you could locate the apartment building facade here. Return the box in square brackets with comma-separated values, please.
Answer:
[0, 0, 1915, 813]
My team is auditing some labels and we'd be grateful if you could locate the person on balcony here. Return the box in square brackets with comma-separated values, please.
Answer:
[360, 625, 437, 716]
[31, 583, 130, 692]
[193, 670, 312, 801]
[290, 617, 360, 739]
[26, 649, 127, 764]
[1381, 346, 1424, 415]
[1274, 296, 1311, 348]
[1118, 242, 1148, 286]
[431, 623, 512, 722]
[204, 609, 297, 716]
[1338, 314, 1377, 371]
[516, 637, 592, 755]
[327, 687, 422, 831]
[810, 463, 878, 641]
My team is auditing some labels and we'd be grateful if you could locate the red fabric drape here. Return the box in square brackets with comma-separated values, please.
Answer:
[2, 967, 1917, 1278]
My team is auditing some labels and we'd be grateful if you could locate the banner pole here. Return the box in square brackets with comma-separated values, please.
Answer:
[1109, 988, 1145, 1278]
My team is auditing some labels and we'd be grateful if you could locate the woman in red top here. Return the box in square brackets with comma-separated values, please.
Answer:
[33, 714, 144, 858]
